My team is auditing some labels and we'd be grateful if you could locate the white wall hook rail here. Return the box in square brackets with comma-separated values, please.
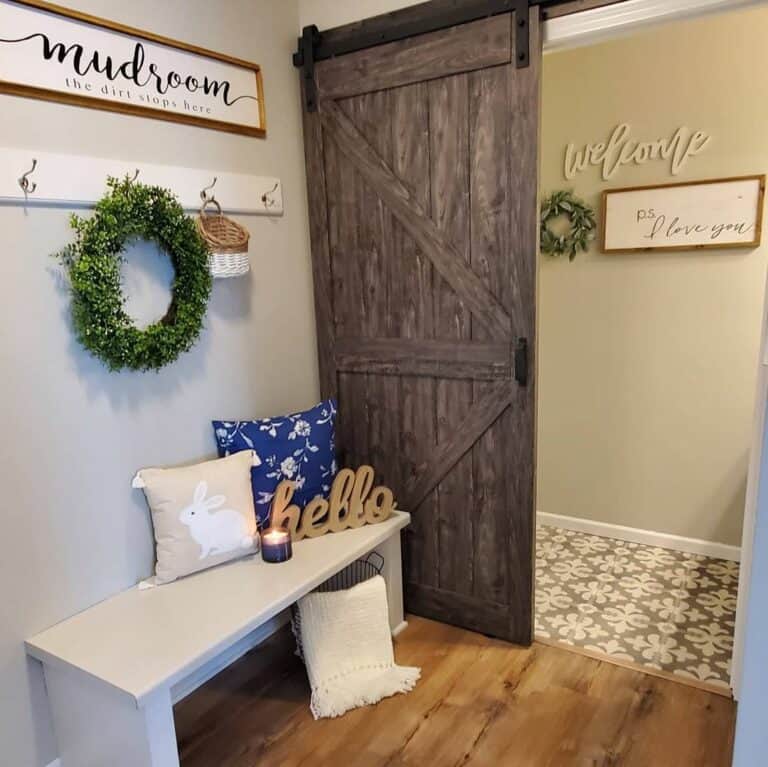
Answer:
[0, 147, 283, 216]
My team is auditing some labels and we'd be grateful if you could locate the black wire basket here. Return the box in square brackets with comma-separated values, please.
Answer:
[315, 551, 384, 592]
[291, 551, 384, 661]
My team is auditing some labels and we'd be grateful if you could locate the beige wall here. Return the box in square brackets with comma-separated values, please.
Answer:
[0, 2, 314, 765]
[539, 6, 768, 545]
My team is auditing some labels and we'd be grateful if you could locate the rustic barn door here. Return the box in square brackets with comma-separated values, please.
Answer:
[300, 9, 540, 643]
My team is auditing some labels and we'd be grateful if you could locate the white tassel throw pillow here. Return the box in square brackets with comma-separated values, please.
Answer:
[297, 575, 421, 719]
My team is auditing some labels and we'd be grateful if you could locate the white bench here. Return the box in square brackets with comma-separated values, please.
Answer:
[26, 511, 410, 767]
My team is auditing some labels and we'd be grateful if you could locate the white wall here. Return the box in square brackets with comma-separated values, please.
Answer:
[299, 0, 417, 29]
[733, 387, 768, 761]
[0, 2, 314, 765]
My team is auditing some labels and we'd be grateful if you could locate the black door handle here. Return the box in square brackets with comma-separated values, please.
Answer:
[514, 337, 528, 387]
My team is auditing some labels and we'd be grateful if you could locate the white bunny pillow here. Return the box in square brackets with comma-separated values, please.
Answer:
[135, 451, 260, 585]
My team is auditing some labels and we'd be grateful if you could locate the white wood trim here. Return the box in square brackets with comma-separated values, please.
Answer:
[0, 146, 283, 215]
[45, 761, 61, 767]
[543, 0, 767, 52]
[26, 512, 410, 705]
[44, 666, 179, 767]
[375, 529, 406, 634]
[731, 268, 768, 699]
[537, 511, 741, 561]
[391, 620, 409, 638]
[33, 516, 409, 767]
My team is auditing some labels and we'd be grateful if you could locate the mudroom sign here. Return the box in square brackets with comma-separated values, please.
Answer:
[0, 0, 266, 137]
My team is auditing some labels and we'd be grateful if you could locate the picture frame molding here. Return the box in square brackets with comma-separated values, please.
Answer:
[0, 0, 267, 137]
[600, 174, 766, 254]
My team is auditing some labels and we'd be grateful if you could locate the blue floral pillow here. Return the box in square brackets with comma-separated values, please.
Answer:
[212, 399, 337, 529]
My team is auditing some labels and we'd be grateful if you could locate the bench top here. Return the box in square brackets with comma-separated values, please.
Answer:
[26, 512, 410, 706]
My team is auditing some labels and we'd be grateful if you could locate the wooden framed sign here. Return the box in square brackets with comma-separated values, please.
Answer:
[601, 175, 765, 253]
[0, 0, 265, 136]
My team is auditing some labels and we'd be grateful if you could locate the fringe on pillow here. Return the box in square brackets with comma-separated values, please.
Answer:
[310, 664, 421, 720]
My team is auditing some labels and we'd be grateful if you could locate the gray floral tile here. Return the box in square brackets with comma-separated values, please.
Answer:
[600, 600, 653, 635]
[535, 525, 738, 690]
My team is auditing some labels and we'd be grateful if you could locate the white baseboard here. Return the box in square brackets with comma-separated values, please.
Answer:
[392, 620, 409, 638]
[537, 511, 741, 562]
[170, 610, 291, 704]
[45, 761, 61, 767]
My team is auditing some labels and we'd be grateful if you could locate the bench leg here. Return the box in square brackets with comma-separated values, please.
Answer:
[44, 664, 179, 767]
[375, 530, 407, 636]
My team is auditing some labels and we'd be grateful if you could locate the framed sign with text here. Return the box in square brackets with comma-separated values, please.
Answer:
[601, 175, 765, 253]
[0, 0, 266, 136]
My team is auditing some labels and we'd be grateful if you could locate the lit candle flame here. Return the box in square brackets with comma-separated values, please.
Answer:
[262, 528, 290, 544]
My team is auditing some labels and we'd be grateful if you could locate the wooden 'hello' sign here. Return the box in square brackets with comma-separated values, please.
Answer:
[270, 465, 397, 541]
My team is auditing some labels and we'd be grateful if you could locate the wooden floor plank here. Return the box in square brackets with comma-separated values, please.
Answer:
[176, 616, 736, 767]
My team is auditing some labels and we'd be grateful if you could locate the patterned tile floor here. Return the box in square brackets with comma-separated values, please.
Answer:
[535, 525, 739, 690]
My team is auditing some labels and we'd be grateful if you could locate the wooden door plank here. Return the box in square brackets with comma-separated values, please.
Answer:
[335, 337, 510, 380]
[406, 584, 511, 638]
[347, 92, 399, 492]
[429, 72, 476, 598]
[319, 97, 512, 341]
[325, 100, 367, 465]
[469, 63, 512, 609]
[316, 15, 511, 100]
[404, 381, 515, 511]
[389, 81, 433, 345]
[301, 81, 336, 401]
[337, 374, 368, 468]
[504, 9, 541, 643]
[389, 81, 439, 591]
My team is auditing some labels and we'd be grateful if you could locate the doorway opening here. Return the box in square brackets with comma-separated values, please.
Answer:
[534, 1, 767, 696]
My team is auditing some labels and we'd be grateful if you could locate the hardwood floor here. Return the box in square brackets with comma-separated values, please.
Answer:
[175, 616, 736, 767]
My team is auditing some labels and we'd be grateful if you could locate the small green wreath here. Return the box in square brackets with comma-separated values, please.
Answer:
[540, 190, 597, 261]
[57, 176, 212, 371]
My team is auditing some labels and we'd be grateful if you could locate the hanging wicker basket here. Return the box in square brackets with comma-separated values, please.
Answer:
[196, 199, 250, 279]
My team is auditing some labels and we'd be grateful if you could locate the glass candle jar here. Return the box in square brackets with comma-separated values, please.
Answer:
[260, 528, 292, 563]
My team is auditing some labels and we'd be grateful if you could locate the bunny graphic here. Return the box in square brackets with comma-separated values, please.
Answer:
[179, 481, 254, 559]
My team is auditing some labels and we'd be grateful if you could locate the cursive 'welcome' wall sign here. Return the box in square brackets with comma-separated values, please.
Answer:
[0, 0, 265, 137]
[564, 124, 710, 181]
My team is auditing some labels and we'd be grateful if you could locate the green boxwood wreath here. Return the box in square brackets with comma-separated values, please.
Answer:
[540, 190, 597, 261]
[58, 176, 212, 371]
